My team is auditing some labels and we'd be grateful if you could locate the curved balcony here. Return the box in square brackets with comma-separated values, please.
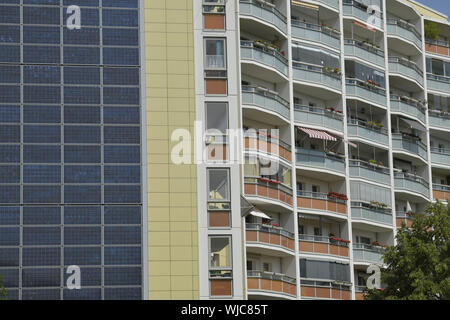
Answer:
[246, 223, 295, 254]
[427, 74, 450, 94]
[396, 211, 413, 228]
[431, 147, 450, 168]
[349, 160, 391, 186]
[394, 172, 430, 199]
[247, 271, 297, 299]
[291, 20, 340, 50]
[300, 279, 351, 300]
[244, 177, 293, 208]
[239, 0, 287, 35]
[388, 56, 423, 87]
[244, 131, 291, 162]
[343, 0, 383, 30]
[345, 78, 387, 107]
[392, 133, 427, 162]
[353, 243, 385, 265]
[298, 234, 349, 258]
[344, 39, 385, 68]
[387, 19, 422, 50]
[293, 62, 342, 93]
[351, 202, 393, 226]
[297, 191, 347, 217]
[296, 148, 346, 177]
[347, 119, 389, 147]
[433, 184, 450, 202]
[294, 105, 343, 133]
[425, 39, 450, 57]
[428, 109, 450, 130]
[241, 85, 290, 121]
[390, 95, 426, 124]
[240, 41, 288, 77]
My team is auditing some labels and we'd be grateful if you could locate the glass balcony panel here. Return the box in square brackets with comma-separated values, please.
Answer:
[291, 20, 340, 50]
[387, 20, 422, 49]
[431, 148, 450, 166]
[388, 57, 423, 86]
[353, 244, 384, 265]
[427, 74, 450, 94]
[344, 40, 385, 68]
[296, 148, 345, 175]
[351, 204, 393, 225]
[343, 1, 384, 30]
[428, 110, 450, 129]
[394, 173, 430, 199]
[392, 133, 427, 161]
[293, 62, 342, 92]
[240, 41, 288, 76]
[345, 79, 387, 106]
[239, 0, 287, 34]
[294, 105, 343, 132]
[349, 160, 391, 185]
[390, 95, 426, 124]
[242, 85, 290, 120]
[347, 121, 389, 146]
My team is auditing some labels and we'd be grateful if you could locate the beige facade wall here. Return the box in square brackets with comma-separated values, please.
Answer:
[406, 0, 448, 21]
[144, 0, 199, 300]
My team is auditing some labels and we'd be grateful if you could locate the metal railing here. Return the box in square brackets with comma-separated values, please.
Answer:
[239, 0, 287, 34]
[387, 19, 422, 48]
[246, 223, 295, 240]
[291, 19, 340, 49]
[292, 62, 342, 92]
[347, 119, 389, 146]
[349, 159, 391, 185]
[425, 38, 450, 57]
[394, 172, 430, 198]
[296, 148, 346, 174]
[241, 85, 290, 120]
[353, 243, 385, 264]
[240, 40, 288, 75]
[247, 270, 297, 297]
[344, 39, 385, 67]
[351, 202, 393, 225]
[345, 78, 387, 106]
[427, 73, 450, 93]
[390, 95, 426, 123]
[392, 133, 427, 160]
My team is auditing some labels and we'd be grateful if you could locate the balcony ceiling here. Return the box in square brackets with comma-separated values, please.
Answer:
[394, 189, 430, 204]
[387, 0, 421, 21]
[246, 245, 294, 258]
[241, 62, 288, 84]
[242, 108, 289, 126]
[296, 167, 345, 182]
[389, 73, 423, 93]
[240, 18, 286, 40]
[387, 37, 421, 57]
[293, 81, 341, 100]
[352, 221, 394, 233]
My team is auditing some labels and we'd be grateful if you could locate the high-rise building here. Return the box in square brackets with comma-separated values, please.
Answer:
[0, 0, 449, 300]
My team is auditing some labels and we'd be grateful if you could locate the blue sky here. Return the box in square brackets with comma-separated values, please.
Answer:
[417, 0, 450, 18]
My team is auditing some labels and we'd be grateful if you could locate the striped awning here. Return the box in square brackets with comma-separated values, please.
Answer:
[353, 20, 375, 32]
[299, 127, 337, 141]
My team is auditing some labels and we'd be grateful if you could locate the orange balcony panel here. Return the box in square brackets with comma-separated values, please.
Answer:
[259, 232, 270, 243]
[209, 211, 230, 228]
[210, 279, 232, 296]
[336, 203, 347, 214]
[315, 242, 329, 254]
[341, 290, 351, 300]
[299, 241, 314, 253]
[286, 194, 293, 205]
[287, 239, 295, 250]
[331, 288, 341, 300]
[316, 287, 331, 298]
[204, 14, 225, 30]
[311, 199, 327, 210]
[355, 292, 364, 300]
[268, 187, 278, 200]
[433, 190, 450, 201]
[426, 43, 437, 53]
[437, 45, 449, 56]
[271, 280, 282, 292]
[297, 197, 312, 208]
[269, 234, 281, 246]
[257, 186, 269, 198]
[330, 244, 339, 256]
[339, 246, 349, 257]
[301, 286, 315, 297]
[205, 79, 227, 95]
[285, 283, 297, 296]
[247, 278, 259, 290]
[260, 279, 272, 291]
[246, 230, 258, 242]
[244, 183, 256, 195]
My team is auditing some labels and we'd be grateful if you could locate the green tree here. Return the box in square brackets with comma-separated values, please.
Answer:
[364, 202, 450, 300]
[0, 275, 7, 300]
[424, 21, 440, 40]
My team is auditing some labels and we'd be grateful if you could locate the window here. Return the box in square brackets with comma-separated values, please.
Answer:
[298, 225, 305, 235]
[209, 236, 232, 278]
[204, 38, 226, 69]
[262, 262, 272, 273]
[356, 236, 371, 245]
[208, 169, 230, 201]
[206, 102, 228, 143]
[246, 260, 253, 271]
[312, 185, 320, 195]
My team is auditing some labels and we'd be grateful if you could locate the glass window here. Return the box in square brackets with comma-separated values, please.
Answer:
[103, 47, 139, 66]
[209, 236, 231, 269]
[206, 102, 228, 134]
[104, 126, 140, 144]
[205, 38, 226, 69]
[24, 46, 60, 64]
[104, 87, 139, 105]
[432, 59, 444, 76]
[64, 47, 100, 65]
[104, 185, 141, 204]
[103, 28, 138, 46]
[102, 9, 139, 27]
[208, 168, 230, 201]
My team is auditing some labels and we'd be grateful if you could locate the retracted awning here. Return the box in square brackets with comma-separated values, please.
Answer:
[299, 127, 337, 141]
[353, 20, 375, 32]
[344, 139, 357, 148]
[250, 210, 272, 220]
[291, 1, 319, 10]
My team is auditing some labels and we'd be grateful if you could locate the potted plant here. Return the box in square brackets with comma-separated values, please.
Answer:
[369, 159, 377, 166]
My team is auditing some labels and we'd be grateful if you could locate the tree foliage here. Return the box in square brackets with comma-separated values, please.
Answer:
[0, 276, 7, 300]
[424, 21, 440, 40]
[364, 201, 450, 300]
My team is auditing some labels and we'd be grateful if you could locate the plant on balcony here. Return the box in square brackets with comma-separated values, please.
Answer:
[258, 177, 281, 185]
[369, 159, 378, 165]
[370, 201, 387, 209]
[371, 241, 381, 246]
[328, 192, 348, 201]
[378, 160, 384, 167]
[330, 237, 350, 244]
[424, 21, 440, 40]
[329, 232, 336, 237]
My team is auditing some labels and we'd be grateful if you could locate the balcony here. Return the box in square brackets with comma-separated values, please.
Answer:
[296, 148, 346, 177]
[246, 223, 295, 253]
[353, 243, 385, 265]
[390, 95, 426, 124]
[388, 56, 423, 87]
[291, 20, 340, 50]
[394, 172, 430, 199]
[240, 41, 288, 77]
[345, 78, 387, 107]
[428, 109, 450, 130]
[343, 0, 383, 30]
[300, 279, 351, 300]
[239, 0, 287, 35]
[387, 19, 422, 50]
[298, 234, 349, 258]
[344, 39, 385, 68]
[427, 74, 450, 94]
[396, 211, 413, 228]
[425, 39, 450, 57]
[351, 202, 393, 226]
[431, 147, 450, 168]
[241, 85, 290, 121]
[355, 286, 366, 300]
[392, 133, 427, 162]
[297, 191, 347, 216]
[244, 177, 293, 207]
[247, 271, 297, 298]
[294, 105, 343, 133]
[293, 62, 342, 93]
[314, 0, 339, 11]
[349, 160, 391, 186]
[244, 130, 291, 162]
[433, 184, 450, 202]
[347, 119, 389, 147]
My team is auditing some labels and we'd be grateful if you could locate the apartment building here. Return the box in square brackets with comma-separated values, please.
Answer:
[0, 0, 449, 300]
